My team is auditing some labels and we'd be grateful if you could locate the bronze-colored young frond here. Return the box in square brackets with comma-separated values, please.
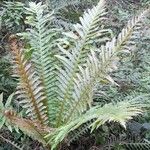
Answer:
[9, 36, 48, 125]
[3, 109, 52, 145]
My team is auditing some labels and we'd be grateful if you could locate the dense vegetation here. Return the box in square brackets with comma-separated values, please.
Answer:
[0, 0, 150, 149]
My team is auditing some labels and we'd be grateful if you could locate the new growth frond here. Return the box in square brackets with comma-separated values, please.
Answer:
[4, 109, 52, 145]
[9, 36, 48, 125]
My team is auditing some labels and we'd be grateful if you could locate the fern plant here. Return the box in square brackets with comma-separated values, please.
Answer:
[1, 1, 25, 32]
[2, 0, 149, 149]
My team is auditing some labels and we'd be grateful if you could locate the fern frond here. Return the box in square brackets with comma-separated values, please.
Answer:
[56, 0, 110, 126]
[0, 134, 23, 150]
[46, 98, 146, 149]
[9, 36, 48, 125]
[3, 110, 53, 145]
[1, 1, 25, 32]
[122, 140, 150, 150]
[64, 10, 148, 123]
[24, 2, 61, 125]
[67, 121, 92, 144]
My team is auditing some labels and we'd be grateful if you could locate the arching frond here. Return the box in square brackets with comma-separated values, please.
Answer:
[3, 110, 52, 145]
[46, 98, 146, 149]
